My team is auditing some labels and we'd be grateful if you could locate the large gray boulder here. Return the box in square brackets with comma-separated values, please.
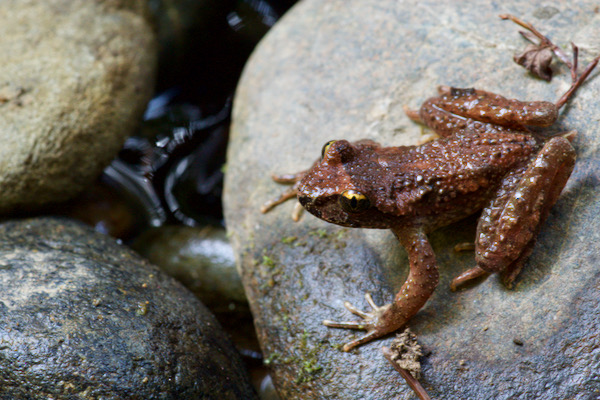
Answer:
[225, 1, 600, 398]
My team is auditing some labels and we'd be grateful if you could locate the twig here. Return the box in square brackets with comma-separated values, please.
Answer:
[571, 42, 578, 82]
[382, 346, 431, 400]
[555, 54, 600, 109]
[499, 14, 572, 68]
[500, 13, 600, 110]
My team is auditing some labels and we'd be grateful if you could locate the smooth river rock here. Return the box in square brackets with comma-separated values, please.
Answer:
[0, 217, 257, 399]
[0, 0, 156, 214]
[133, 224, 247, 311]
[224, 1, 600, 399]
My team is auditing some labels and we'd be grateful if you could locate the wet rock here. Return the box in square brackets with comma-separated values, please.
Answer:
[0, 217, 257, 399]
[224, 1, 600, 399]
[130, 223, 270, 397]
[0, 0, 157, 214]
[132, 225, 259, 356]
[133, 224, 246, 310]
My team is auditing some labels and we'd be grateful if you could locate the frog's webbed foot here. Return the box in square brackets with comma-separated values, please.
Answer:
[323, 293, 392, 352]
[260, 171, 307, 221]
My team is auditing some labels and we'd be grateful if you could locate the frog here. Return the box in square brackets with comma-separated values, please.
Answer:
[261, 25, 599, 353]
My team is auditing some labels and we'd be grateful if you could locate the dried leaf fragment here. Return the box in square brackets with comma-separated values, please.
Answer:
[386, 329, 423, 378]
[513, 43, 554, 81]
[382, 329, 430, 400]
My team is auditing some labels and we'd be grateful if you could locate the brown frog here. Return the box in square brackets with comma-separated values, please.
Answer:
[262, 26, 599, 352]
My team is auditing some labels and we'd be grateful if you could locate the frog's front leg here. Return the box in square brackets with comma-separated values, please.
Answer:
[324, 227, 438, 351]
[454, 135, 576, 288]
[260, 170, 308, 220]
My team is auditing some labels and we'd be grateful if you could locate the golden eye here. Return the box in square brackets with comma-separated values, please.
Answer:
[339, 190, 371, 212]
[321, 140, 337, 159]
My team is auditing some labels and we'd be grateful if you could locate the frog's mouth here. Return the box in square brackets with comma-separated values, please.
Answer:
[297, 194, 323, 218]
[298, 194, 358, 227]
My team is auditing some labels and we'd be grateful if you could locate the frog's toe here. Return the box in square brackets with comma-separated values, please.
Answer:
[323, 293, 394, 351]
[364, 292, 382, 310]
[322, 319, 367, 330]
[291, 201, 304, 221]
[323, 295, 379, 330]
[450, 266, 489, 291]
[403, 106, 422, 123]
[260, 186, 298, 214]
[342, 301, 370, 319]
[341, 331, 382, 352]
[437, 85, 452, 94]
[338, 292, 387, 318]
[322, 317, 382, 351]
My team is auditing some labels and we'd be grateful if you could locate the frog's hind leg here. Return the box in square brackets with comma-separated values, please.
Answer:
[405, 87, 523, 138]
[408, 95, 471, 138]
[473, 136, 576, 287]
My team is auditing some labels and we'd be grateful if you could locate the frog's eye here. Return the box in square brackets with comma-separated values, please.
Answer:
[321, 140, 337, 158]
[339, 190, 371, 213]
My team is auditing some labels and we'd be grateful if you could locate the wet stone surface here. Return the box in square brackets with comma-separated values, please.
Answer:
[0, 217, 257, 400]
[224, 0, 600, 399]
[133, 224, 246, 311]
[0, 0, 156, 214]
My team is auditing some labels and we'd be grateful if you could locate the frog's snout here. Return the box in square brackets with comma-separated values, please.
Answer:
[298, 195, 311, 208]
[298, 194, 315, 209]
[298, 195, 322, 218]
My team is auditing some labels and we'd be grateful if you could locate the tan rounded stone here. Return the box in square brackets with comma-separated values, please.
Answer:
[0, 0, 157, 213]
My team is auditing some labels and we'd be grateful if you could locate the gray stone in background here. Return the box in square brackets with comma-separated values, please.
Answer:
[0, 217, 258, 399]
[0, 0, 157, 214]
[224, 0, 600, 399]
[133, 225, 247, 310]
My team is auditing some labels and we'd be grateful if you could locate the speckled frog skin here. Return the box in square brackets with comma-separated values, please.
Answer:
[290, 85, 576, 351]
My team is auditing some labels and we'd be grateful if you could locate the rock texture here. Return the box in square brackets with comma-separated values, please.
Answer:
[133, 225, 246, 310]
[224, 1, 600, 399]
[0, 217, 257, 399]
[0, 0, 156, 214]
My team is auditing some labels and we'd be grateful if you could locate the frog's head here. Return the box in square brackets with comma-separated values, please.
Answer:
[297, 140, 395, 229]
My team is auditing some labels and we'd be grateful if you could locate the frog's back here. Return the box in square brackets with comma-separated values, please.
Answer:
[371, 130, 540, 229]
